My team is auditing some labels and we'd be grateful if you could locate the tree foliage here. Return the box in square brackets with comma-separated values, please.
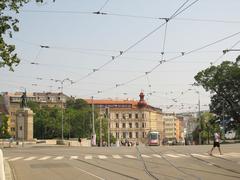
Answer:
[28, 98, 93, 139]
[0, 0, 53, 71]
[194, 56, 240, 128]
[0, 112, 10, 138]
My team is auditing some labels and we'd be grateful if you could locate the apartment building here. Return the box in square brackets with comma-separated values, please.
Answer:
[85, 92, 164, 144]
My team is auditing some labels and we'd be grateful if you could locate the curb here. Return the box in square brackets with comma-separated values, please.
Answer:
[0, 149, 5, 180]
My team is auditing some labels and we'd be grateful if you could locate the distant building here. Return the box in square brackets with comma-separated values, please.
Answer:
[85, 92, 164, 144]
[163, 113, 184, 143]
[2, 92, 70, 136]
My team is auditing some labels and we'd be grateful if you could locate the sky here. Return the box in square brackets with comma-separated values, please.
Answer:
[1, 0, 240, 113]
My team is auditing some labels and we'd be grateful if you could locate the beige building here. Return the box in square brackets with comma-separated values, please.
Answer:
[85, 92, 164, 144]
[163, 113, 184, 143]
[2, 92, 69, 137]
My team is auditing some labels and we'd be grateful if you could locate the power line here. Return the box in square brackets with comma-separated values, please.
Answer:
[98, 0, 110, 12]
[212, 39, 240, 64]
[95, 31, 240, 97]
[73, 0, 199, 84]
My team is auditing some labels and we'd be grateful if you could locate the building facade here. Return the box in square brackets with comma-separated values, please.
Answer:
[85, 92, 164, 144]
[2, 92, 70, 137]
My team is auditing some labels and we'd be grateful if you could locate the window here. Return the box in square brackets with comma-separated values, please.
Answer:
[129, 114, 132, 118]
[142, 113, 144, 119]
[135, 113, 138, 119]
[116, 113, 119, 119]
[142, 122, 145, 128]
[123, 114, 126, 119]
[135, 122, 139, 128]
[136, 132, 139, 138]
[122, 123, 126, 128]
[142, 132, 145, 138]
[116, 123, 119, 128]
[129, 132, 132, 138]
[123, 132, 126, 138]
[129, 123, 132, 128]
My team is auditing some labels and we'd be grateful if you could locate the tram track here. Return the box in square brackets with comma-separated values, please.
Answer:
[168, 147, 240, 177]
[147, 146, 201, 180]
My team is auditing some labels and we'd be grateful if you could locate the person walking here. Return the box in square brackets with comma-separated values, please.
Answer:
[209, 131, 223, 155]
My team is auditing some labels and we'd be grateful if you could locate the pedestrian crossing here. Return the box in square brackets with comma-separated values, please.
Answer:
[5, 152, 240, 162]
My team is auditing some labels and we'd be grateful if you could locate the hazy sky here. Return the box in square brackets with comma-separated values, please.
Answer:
[1, 0, 240, 113]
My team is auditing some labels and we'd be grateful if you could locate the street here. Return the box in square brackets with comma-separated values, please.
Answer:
[2, 143, 240, 180]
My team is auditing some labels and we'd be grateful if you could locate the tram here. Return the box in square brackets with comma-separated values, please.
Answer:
[147, 131, 160, 146]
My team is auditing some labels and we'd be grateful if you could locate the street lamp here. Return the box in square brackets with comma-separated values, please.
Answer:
[188, 88, 201, 145]
[51, 78, 73, 141]
[91, 96, 96, 146]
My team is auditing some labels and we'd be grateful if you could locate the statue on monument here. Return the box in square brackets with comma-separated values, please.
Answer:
[20, 90, 27, 108]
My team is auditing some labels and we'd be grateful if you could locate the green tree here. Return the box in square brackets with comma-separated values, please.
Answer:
[0, 112, 10, 138]
[65, 99, 92, 139]
[194, 56, 240, 129]
[0, 0, 54, 71]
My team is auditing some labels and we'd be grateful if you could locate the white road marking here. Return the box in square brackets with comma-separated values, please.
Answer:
[9, 157, 23, 161]
[176, 154, 188, 157]
[141, 154, 151, 158]
[38, 156, 51, 160]
[24, 156, 37, 161]
[112, 155, 122, 159]
[98, 155, 107, 159]
[54, 156, 64, 160]
[70, 156, 78, 160]
[124, 155, 137, 159]
[152, 154, 162, 158]
[84, 155, 93, 160]
[165, 154, 180, 158]
[191, 154, 210, 158]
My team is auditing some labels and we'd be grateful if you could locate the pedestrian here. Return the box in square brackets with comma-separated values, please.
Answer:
[78, 137, 81, 146]
[209, 131, 223, 155]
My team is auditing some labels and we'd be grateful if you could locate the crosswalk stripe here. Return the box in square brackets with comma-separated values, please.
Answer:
[124, 155, 136, 159]
[98, 155, 107, 159]
[191, 154, 210, 158]
[165, 154, 180, 158]
[152, 154, 162, 158]
[176, 154, 188, 157]
[9, 157, 23, 161]
[141, 154, 151, 158]
[70, 156, 78, 160]
[112, 155, 122, 159]
[24, 156, 37, 161]
[38, 156, 51, 160]
[85, 155, 92, 160]
[54, 156, 64, 160]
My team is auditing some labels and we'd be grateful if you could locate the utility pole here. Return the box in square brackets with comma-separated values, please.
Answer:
[91, 96, 96, 146]
[51, 78, 73, 141]
[105, 107, 110, 147]
[100, 115, 102, 147]
[197, 91, 201, 145]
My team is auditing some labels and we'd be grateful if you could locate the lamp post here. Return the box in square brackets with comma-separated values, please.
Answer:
[51, 78, 73, 141]
[188, 88, 201, 145]
[91, 96, 96, 146]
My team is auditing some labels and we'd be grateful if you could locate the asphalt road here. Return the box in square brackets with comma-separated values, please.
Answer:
[2, 143, 240, 180]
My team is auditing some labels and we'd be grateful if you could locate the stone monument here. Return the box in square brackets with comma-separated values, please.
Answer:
[16, 90, 34, 141]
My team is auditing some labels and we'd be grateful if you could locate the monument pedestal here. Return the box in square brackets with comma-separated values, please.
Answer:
[16, 108, 34, 141]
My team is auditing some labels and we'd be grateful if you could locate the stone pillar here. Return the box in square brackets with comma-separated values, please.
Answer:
[16, 108, 34, 141]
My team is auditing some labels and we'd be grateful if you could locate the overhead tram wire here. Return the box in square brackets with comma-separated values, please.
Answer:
[97, 0, 110, 12]
[212, 39, 240, 64]
[94, 30, 240, 97]
[73, 0, 199, 84]
[21, 9, 240, 24]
